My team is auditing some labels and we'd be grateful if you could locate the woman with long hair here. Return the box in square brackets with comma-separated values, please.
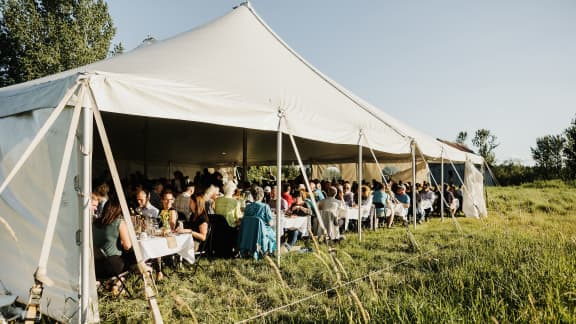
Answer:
[189, 193, 209, 249]
[92, 197, 132, 280]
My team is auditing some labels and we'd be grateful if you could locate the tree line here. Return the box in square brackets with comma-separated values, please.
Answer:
[456, 116, 576, 186]
[0, 0, 121, 87]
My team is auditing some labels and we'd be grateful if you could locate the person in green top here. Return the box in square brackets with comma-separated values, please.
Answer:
[92, 197, 132, 279]
[215, 181, 242, 228]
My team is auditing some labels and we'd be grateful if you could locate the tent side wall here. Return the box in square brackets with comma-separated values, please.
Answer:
[312, 161, 428, 184]
[0, 107, 86, 323]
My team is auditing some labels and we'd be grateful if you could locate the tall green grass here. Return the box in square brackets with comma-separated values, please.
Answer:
[97, 184, 576, 323]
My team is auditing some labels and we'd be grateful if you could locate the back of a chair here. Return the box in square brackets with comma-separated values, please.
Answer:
[360, 203, 373, 220]
[237, 217, 265, 260]
[195, 223, 213, 258]
[207, 214, 237, 258]
[317, 210, 340, 241]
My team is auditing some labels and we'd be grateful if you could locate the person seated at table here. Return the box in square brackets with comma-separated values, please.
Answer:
[189, 193, 209, 251]
[394, 184, 411, 225]
[372, 181, 392, 227]
[268, 185, 288, 214]
[336, 184, 345, 204]
[419, 183, 435, 222]
[93, 182, 110, 219]
[90, 191, 100, 220]
[174, 182, 195, 222]
[288, 191, 312, 217]
[285, 191, 311, 249]
[203, 185, 219, 215]
[281, 183, 293, 208]
[310, 181, 325, 202]
[158, 191, 179, 232]
[343, 181, 354, 207]
[239, 186, 277, 256]
[317, 186, 344, 240]
[215, 181, 242, 228]
[135, 189, 159, 219]
[382, 183, 396, 228]
[92, 197, 132, 292]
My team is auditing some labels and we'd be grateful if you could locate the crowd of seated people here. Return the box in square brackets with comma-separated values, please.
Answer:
[90, 168, 466, 272]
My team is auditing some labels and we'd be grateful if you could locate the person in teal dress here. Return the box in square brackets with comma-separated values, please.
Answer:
[238, 186, 276, 258]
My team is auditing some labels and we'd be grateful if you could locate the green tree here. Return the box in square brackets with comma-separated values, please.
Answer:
[491, 159, 535, 186]
[531, 134, 565, 179]
[564, 115, 576, 179]
[110, 42, 124, 56]
[455, 131, 468, 145]
[472, 129, 499, 165]
[247, 165, 302, 184]
[0, 0, 116, 86]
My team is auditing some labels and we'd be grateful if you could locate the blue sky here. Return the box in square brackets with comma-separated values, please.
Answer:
[107, 0, 576, 165]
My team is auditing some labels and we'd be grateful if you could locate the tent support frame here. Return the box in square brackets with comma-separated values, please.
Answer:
[80, 88, 94, 323]
[284, 121, 325, 246]
[23, 82, 86, 324]
[441, 150, 445, 222]
[411, 140, 417, 229]
[88, 86, 164, 324]
[0, 81, 81, 195]
[275, 113, 283, 266]
[357, 131, 363, 240]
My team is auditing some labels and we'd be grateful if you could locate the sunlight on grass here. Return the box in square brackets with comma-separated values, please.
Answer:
[97, 184, 576, 323]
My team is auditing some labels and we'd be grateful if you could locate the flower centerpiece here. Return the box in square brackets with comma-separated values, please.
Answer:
[159, 210, 171, 235]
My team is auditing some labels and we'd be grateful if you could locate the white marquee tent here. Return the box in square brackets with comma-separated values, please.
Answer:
[0, 3, 486, 323]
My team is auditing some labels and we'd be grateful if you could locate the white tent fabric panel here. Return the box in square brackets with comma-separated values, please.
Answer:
[0, 5, 424, 160]
[462, 160, 488, 218]
[311, 161, 429, 184]
[0, 108, 89, 322]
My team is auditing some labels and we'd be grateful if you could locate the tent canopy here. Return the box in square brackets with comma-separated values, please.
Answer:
[0, 3, 482, 164]
[0, 3, 485, 323]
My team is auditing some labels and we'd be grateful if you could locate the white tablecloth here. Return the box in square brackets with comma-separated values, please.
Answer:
[138, 233, 195, 264]
[344, 206, 374, 230]
[346, 207, 360, 220]
[271, 215, 310, 235]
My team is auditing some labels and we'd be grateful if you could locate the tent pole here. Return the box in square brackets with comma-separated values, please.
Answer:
[88, 87, 164, 324]
[80, 87, 93, 323]
[358, 131, 363, 241]
[365, 138, 389, 187]
[243, 129, 248, 183]
[35, 85, 85, 280]
[411, 140, 417, 229]
[364, 135, 390, 230]
[481, 160, 489, 208]
[286, 132, 326, 241]
[0, 81, 81, 195]
[276, 119, 282, 267]
[24, 84, 85, 324]
[416, 147, 451, 222]
[441, 150, 445, 222]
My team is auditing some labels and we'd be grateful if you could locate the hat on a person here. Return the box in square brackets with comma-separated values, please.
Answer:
[264, 186, 271, 193]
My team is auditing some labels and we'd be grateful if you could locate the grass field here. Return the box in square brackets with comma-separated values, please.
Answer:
[98, 181, 576, 323]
